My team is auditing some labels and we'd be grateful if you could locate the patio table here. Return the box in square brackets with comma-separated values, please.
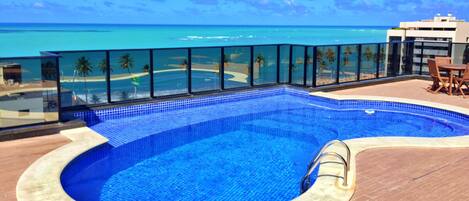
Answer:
[439, 64, 466, 96]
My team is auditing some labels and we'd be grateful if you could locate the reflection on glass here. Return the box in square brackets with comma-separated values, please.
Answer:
[316, 46, 338, 86]
[59, 51, 107, 106]
[191, 48, 221, 92]
[110, 50, 151, 101]
[306, 47, 314, 86]
[386, 43, 401, 77]
[154, 49, 188, 96]
[0, 57, 58, 128]
[253, 46, 277, 85]
[360, 44, 378, 80]
[339, 45, 359, 83]
[279, 45, 290, 83]
[224, 47, 250, 89]
[291, 46, 305, 85]
[451, 43, 469, 64]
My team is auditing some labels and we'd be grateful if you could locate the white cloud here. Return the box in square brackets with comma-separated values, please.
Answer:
[33, 2, 45, 8]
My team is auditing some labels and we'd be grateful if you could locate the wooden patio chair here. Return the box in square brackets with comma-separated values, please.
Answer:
[455, 64, 469, 98]
[427, 59, 451, 94]
[435, 57, 452, 77]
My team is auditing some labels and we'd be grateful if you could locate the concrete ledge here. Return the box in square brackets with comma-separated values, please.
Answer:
[294, 92, 469, 201]
[16, 127, 108, 201]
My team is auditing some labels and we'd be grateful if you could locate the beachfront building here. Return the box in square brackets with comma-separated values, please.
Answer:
[387, 14, 469, 73]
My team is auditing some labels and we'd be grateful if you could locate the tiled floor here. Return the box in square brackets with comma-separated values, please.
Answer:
[0, 134, 69, 201]
[350, 148, 469, 201]
[331, 79, 468, 108]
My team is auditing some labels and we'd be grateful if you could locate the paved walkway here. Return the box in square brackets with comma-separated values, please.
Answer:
[350, 148, 469, 201]
[0, 134, 69, 201]
[331, 79, 468, 108]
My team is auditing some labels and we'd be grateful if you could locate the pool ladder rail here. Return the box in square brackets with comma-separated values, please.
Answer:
[300, 140, 351, 194]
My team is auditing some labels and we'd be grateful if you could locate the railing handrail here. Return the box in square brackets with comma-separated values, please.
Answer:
[300, 151, 348, 194]
[300, 139, 351, 194]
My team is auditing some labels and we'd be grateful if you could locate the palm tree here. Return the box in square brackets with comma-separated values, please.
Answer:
[255, 54, 265, 68]
[99, 59, 108, 74]
[75, 56, 93, 103]
[316, 49, 327, 73]
[91, 94, 101, 104]
[143, 64, 150, 73]
[364, 47, 374, 62]
[326, 48, 336, 65]
[343, 46, 353, 66]
[179, 59, 188, 70]
[119, 54, 138, 97]
[119, 54, 134, 74]
[223, 54, 230, 68]
[41, 61, 56, 80]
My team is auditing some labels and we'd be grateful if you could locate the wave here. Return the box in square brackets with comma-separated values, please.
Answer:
[179, 35, 255, 41]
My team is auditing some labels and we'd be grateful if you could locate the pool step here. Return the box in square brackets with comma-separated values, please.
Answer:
[240, 119, 338, 144]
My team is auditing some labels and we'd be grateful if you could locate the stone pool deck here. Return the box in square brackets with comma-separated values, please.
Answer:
[0, 134, 69, 201]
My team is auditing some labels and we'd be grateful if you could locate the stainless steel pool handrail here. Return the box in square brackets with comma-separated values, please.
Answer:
[300, 140, 351, 194]
[308, 140, 350, 171]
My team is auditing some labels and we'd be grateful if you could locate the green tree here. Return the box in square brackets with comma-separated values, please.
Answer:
[364, 47, 374, 62]
[343, 46, 353, 66]
[326, 48, 336, 64]
[75, 56, 93, 103]
[119, 54, 138, 97]
[91, 94, 101, 104]
[255, 54, 265, 68]
[143, 64, 150, 73]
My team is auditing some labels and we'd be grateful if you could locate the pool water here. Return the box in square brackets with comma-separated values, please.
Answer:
[61, 88, 469, 201]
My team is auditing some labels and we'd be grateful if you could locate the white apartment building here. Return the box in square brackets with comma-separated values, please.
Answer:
[387, 14, 469, 73]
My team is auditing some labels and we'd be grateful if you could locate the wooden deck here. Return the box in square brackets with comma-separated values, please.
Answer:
[350, 148, 469, 201]
[0, 134, 69, 201]
[331, 79, 468, 109]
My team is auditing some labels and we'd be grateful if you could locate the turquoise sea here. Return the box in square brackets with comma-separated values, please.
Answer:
[0, 24, 389, 57]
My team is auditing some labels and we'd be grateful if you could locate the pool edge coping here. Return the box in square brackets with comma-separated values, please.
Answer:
[293, 92, 469, 201]
[16, 127, 108, 201]
[15, 91, 469, 201]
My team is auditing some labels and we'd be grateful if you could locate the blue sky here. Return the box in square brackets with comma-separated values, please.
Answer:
[1, 0, 468, 26]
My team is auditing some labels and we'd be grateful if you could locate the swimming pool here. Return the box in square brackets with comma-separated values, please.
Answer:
[61, 87, 469, 201]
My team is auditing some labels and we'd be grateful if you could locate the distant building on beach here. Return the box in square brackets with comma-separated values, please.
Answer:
[387, 14, 469, 72]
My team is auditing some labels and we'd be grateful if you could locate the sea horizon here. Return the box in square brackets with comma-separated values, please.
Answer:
[0, 23, 390, 57]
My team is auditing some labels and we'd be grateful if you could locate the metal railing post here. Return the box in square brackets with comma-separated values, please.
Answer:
[276, 45, 280, 84]
[357, 44, 362, 81]
[312, 46, 317, 87]
[149, 49, 154, 98]
[250, 46, 254, 87]
[220, 47, 225, 90]
[376, 44, 380, 78]
[188, 48, 192, 94]
[303, 46, 308, 86]
[419, 42, 424, 75]
[289, 45, 293, 84]
[106, 50, 111, 103]
[336, 46, 341, 84]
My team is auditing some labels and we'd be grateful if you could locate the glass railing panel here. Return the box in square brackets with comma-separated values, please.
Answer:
[224, 47, 250, 89]
[291, 46, 305, 85]
[191, 48, 221, 92]
[306, 47, 314, 86]
[339, 45, 359, 83]
[360, 44, 378, 80]
[0, 57, 58, 128]
[110, 50, 151, 101]
[316, 46, 338, 86]
[279, 45, 290, 83]
[58, 51, 107, 106]
[451, 43, 469, 64]
[153, 49, 188, 96]
[253, 45, 277, 85]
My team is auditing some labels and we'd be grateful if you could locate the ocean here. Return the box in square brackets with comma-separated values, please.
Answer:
[0, 24, 389, 57]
